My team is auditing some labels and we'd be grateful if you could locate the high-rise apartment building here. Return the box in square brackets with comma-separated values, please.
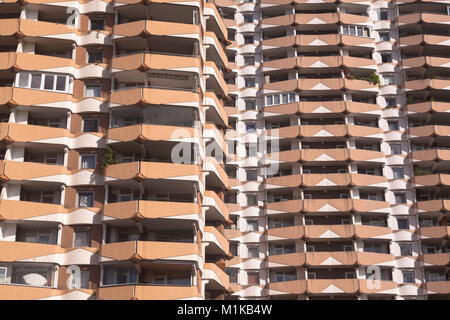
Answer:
[0, 0, 449, 300]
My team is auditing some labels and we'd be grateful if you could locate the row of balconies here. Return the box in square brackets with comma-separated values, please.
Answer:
[265, 278, 450, 296]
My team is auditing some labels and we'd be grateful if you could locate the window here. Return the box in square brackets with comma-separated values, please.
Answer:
[426, 271, 446, 282]
[244, 77, 256, 87]
[226, 269, 238, 283]
[400, 244, 412, 256]
[246, 143, 257, 157]
[381, 54, 392, 63]
[244, 56, 255, 66]
[307, 272, 316, 280]
[243, 35, 254, 44]
[243, 14, 253, 23]
[88, 50, 103, 64]
[247, 220, 258, 231]
[390, 143, 402, 155]
[245, 100, 256, 110]
[265, 92, 295, 106]
[379, 32, 390, 42]
[74, 229, 92, 247]
[0, 267, 6, 284]
[341, 25, 371, 37]
[392, 167, 404, 179]
[402, 271, 415, 284]
[275, 271, 296, 282]
[248, 246, 258, 258]
[80, 270, 90, 289]
[246, 123, 256, 133]
[18, 72, 69, 92]
[90, 18, 105, 30]
[85, 84, 101, 97]
[247, 194, 257, 206]
[380, 9, 389, 20]
[386, 97, 396, 107]
[41, 191, 55, 204]
[397, 217, 409, 229]
[345, 272, 355, 279]
[246, 169, 257, 181]
[247, 272, 259, 285]
[395, 193, 407, 205]
[383, 75, 394, 85]
[388, 120, 399, 131]
[80, 154, 96, 169]
[82, 118, 99, 132]
[77, 192, 94, 207]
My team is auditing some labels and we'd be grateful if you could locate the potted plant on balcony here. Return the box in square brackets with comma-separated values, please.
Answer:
[100, 148, 118, 169]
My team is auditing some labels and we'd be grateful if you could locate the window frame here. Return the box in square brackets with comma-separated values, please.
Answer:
[77, 191, 95, 207]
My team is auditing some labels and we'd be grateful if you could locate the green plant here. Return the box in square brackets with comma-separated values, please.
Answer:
[414, 167, 431, 176]
[426, 69, 436, 80]
[100, 148, 118, 169]
[366, 73, 381, 86]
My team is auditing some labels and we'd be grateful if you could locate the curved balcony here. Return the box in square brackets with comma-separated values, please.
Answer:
[267, 226, 305, 240]
[307, 279, 358, 294]
[354, 225, 392, 239]
[267, 280, 307, 295]
[410, 148, 450, 163]
[108, 124, 200, 144]
[405, 79, 450, 91]
[0, 52, 107, 79]
[0, 241, 98, 265]
[204, 262, 230, 292]
[304, 225, 355, 239]
[204, 2, 228, 42]
[0, 19, 109, 44]
[204, 91, 229, 127]
[400, 34, 450, 47]
[104, 161, 201, 183]
[398, 13, 450, 25]
[423, 281, 450, 294]
[97, 284, 202, 300]
[407, 101, 450, 114]
[100, 240, 200, 262]
[204, 226, 231, 257]
[414, 174, 450, 187]
[204, 156, 230, 190]
[205, 61, 228, 97]
[0, 199, 100, 223]
[102, 200, 201, 221]
[267, 252, 306, 268]
[0, 160, 102, 186]
[421, 253, 450, 267]
[263, 56, 376, 72]
[356, 252, 395, 266]
[266, 199, 303, 214]
[417, 226, 449, 239]
[416, 199, 450, 213]
[306, 252, 357, 266]
[408, 125, 450, 138]
[402, 57, 450, 71]
[203, 190, 230, 223]
[113, 20, 201, 41]
[302, 173, 386, 188]
[299, 124, 382, 139]
[0, 285, 94, 300]
[114, 0, 202, 6]
[265, 174, 302, 189]
[358, 280, 398, 295]
[110, 87, 200, 108]
[0, 123, 104, 148]
[111, 52, 200, 74]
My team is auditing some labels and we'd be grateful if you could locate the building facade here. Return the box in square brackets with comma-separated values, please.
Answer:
[0, 0, 449, 300]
